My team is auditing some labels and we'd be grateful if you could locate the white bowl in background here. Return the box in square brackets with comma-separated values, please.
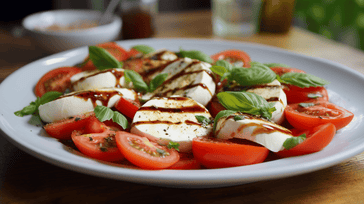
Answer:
[22, 9, 122, 53]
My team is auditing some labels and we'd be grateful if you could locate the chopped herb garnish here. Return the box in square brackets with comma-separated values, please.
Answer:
[299, 103, 316, 108]
[156, 148, 166, 155]
[307, 93, 323, 99]
[195, 115, 213, 126]
[234, 115, 245, 121]
[167, 141, 180, 151]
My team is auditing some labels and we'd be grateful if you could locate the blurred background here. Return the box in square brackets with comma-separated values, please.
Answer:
[1, 0, 364, 51]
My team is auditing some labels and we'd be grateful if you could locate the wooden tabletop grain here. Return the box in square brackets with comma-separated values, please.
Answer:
[1, 10, 364, 204]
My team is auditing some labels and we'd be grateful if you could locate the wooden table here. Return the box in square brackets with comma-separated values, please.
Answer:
[1, 10, 364, 203]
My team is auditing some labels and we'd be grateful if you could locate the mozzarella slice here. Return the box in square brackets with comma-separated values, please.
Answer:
[225, 79, 287, 124]
[215, 113, 292, 152]
[131, 96, 213, 152]
[39, 88, 137, 123]
[70, 68, 132, 91]
[245, 80, 287, 124]
[142, 49, 178, 61]
[142, 57, 216, 106]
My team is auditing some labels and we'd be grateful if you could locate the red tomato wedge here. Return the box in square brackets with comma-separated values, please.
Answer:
[115, 97, 140, 119]
[192, 137, 269, 169]
[122, 58, 144, 74]
[80, 42, 130, 71]
[285, 101, 354, 130]
[115, 131, 180, 169]
[43, 112, 105, 140]
[35, 67, 82, 97]
[207, 96, 226, 118]
[270, 67, 306, 76]
[211, 49, 251, 67]
[128, 48, 141, 58]
[284, 85, 329, 104]
[276, 123, 336, 158]
[72, 130, 125, 162]
[168, 153, 201, 170]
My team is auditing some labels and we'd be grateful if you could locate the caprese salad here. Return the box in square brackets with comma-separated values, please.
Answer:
[15, 42, 354, 170]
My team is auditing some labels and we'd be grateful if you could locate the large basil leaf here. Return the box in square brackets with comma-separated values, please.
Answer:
[217, 91, 276, 119]
[277, 72, 330, 88]
[230, 63, 276, 86]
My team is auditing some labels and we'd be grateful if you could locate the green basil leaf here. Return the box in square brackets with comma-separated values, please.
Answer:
[14, 104, 37, 117]
[299, 103, 316, 108]
[217, 91, 276, 119]
[28, 115, 43, 126]
[230, 63, 276, 86]
[307, 93, 323, 99]
[210, 65, 229, 77]
[278, 72, 330, 88]
[39, 91, 63, 105]
[213, 110, 237, 132]
[132, 45, 155, 54]
[14, 91, 62, 117]
[283, 134, 306, 150]
[167, 141, 180, 151]
[234, 115, 245, 121]
[215, 60, 233, 71]
[178, 49, 213, 63]
[149, 73, 168, 92]
[156, 148, 166, 154]
[264, 63, 290, 68]
[124, 70, 149, 92]
[112, 111, 129, 129]
[195, 115, 213, 126]
[88, 46, 122, 70]
[94, 105, 114, 122]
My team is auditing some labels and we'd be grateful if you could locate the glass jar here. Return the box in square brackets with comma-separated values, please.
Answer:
[118, 0, 158, 39]
[259, 0, 295, 33]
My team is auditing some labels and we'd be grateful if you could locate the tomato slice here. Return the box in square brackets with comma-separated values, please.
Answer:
[80, 42, 130, 71]
[128, 48, 141, 58]
[115, 131, 180, 169]
[207, 96, 226, 118]
[285, 101, 354, 130]
[211, 50, 251, 67]
[43, 112, 105, 140]
[35, 67, 82, 97]
[192, 137, 269, 169]
[270, 67, 306, 76]
[168, 152, 201, 170]
[276, 123, 336, 158]
[72, 130, 125, 162]
[115, 97, 140, 119]
[284, 85, 329, 104]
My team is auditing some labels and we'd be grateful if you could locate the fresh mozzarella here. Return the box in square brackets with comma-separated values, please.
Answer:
[215, 113, 292, 152]
[39, 88, 137, 123]
[142, 57, 216, 106]
[131, 96, 213, 152]
[70, 68, 132, 91]
[226, 79, 287, 124]
[246, 80, 287, 124]
[142, 49, 178, 61]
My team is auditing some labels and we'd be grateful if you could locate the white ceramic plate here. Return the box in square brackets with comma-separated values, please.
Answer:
[1, 39, 363, 188]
